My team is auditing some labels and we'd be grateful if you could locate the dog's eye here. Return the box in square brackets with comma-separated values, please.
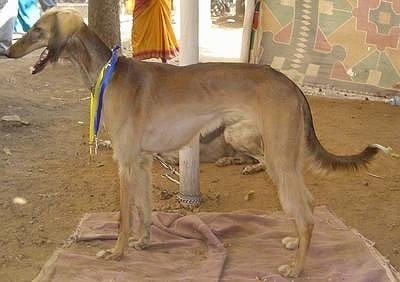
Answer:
[29, 26, 45, 41]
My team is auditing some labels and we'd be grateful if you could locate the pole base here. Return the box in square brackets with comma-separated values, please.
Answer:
[177, 192, 202, 208]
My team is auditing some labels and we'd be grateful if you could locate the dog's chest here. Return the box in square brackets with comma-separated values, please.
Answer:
[141, 113, 217, 152]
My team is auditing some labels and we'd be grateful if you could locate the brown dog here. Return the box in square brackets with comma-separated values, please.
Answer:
[159, 112, 265, 174]
[7, 8, 387, 277]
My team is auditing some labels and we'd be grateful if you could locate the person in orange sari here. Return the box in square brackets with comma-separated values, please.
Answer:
[131, 0, 179, 63]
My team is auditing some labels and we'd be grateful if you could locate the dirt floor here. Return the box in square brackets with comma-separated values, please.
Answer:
[0, 50, 399, 281]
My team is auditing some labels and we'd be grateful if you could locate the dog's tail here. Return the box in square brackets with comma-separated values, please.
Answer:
[301, 91, 395, 174]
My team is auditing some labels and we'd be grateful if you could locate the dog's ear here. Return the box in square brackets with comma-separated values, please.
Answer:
[54, 9, 85, 39]
[47, 9, 84, 63]
[47, 13, 64, 63]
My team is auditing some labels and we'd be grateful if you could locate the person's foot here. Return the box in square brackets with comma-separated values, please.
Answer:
[12, 32, 24, 41]
[0, 49, 8, 58]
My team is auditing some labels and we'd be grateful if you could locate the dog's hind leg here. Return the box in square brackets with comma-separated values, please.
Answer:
[274, 169, 314, 278]
[259, 102, 314, 277]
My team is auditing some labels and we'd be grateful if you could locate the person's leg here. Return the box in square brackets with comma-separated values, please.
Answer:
[38, 0, 56, 11]
[0, 0, 18, 55]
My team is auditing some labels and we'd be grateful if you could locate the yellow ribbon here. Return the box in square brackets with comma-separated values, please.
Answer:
[88, 45, 120, 156]
[89, 64, 106, 155]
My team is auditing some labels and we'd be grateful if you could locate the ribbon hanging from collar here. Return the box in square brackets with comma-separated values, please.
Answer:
[89, 45, 120, 155]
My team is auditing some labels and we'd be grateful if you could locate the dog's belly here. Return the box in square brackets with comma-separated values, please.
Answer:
[141, 114, 217, 152]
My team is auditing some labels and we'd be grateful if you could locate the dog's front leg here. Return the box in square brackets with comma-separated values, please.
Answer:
[128, 153, 153, 250]
[97, 163, 132, 260]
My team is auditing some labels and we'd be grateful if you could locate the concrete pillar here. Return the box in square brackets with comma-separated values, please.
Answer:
[177, 0, 202, 208]
[240, 0, 256, 63]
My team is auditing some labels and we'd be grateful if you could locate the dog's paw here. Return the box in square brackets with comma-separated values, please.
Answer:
[241, 163, 265, 175]
[128, 237, 150, 250]
[96, 248, 123, 260]
[215, 157, 234, 167]
[281, 236, 299, 250]
[216, 156, 246, 167]
[278, 264, 300, 278]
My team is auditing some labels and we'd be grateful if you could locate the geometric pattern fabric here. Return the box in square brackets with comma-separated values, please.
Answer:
[251, 0, 400, 96]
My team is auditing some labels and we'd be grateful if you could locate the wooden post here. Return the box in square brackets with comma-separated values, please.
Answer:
[177, 0, 202, 208]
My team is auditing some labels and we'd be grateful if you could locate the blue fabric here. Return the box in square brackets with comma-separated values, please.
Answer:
[14, 0, 40, 33]
[94, 45, 120, 135]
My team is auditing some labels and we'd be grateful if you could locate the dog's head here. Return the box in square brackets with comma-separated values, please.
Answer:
[7, 8, 85, 74]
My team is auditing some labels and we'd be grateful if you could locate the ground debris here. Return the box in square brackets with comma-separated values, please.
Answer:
[244, 190, 255, 201]
[160, 189, 173, 200]
[2, 147, 12, 155]
[1, 114, 30, 126]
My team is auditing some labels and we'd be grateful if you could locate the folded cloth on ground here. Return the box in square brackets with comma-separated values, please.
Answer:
[34, 206, 399, 282]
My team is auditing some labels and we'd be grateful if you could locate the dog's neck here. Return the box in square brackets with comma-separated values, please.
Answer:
[66, 24, 112, 90]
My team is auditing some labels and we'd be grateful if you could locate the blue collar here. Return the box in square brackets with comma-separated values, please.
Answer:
[89, 45, 120, 155]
